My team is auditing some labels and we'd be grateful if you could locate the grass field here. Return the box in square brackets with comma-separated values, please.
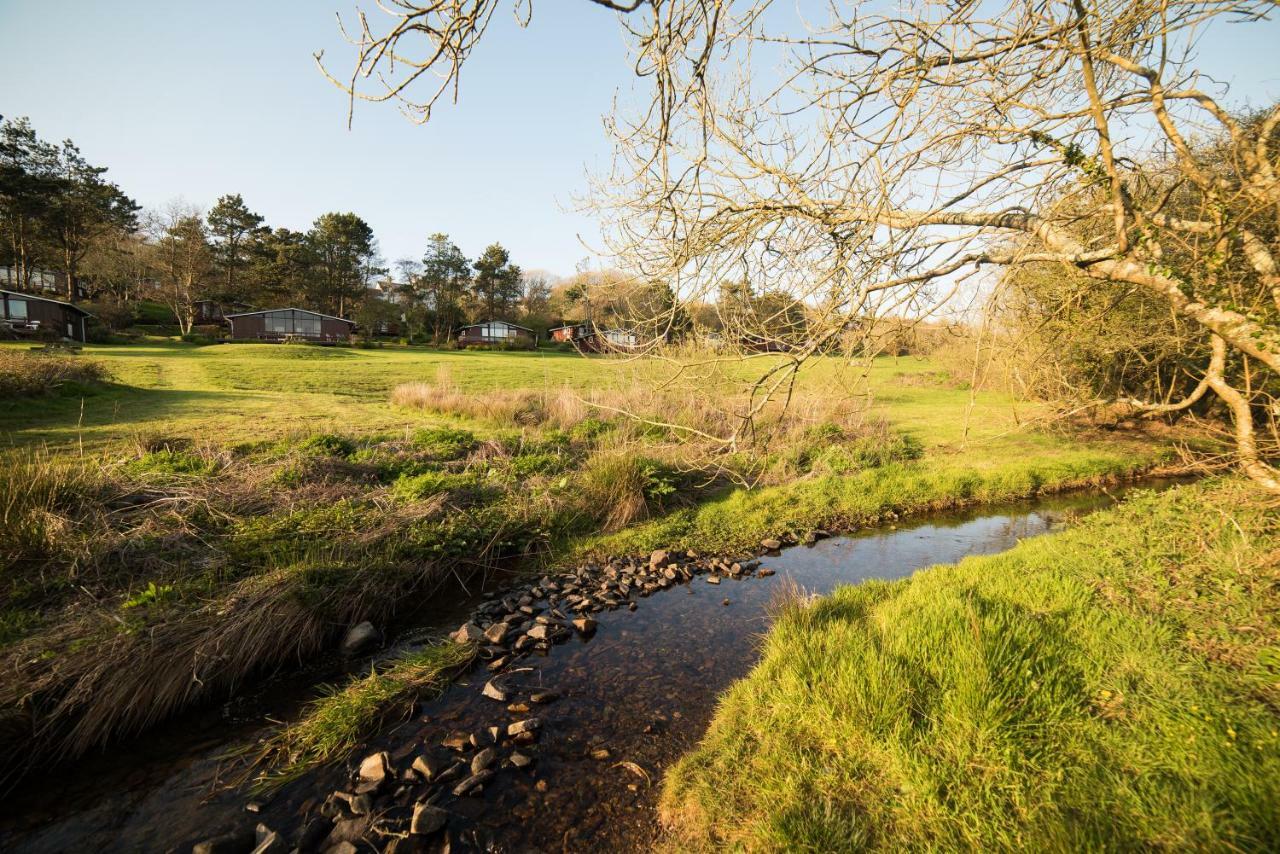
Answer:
[659, 478, 1280, 851]
[0, 340, 1171, 782]
[3, 340, 1109, 462]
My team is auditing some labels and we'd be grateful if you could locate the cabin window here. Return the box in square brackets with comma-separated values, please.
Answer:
[7, 298, 28, 321]
[294, 313, 320, 337]
[264, 311, 291, 333]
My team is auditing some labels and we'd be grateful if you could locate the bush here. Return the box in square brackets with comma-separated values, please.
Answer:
[578, 451, 684, 531]
[411, 427, 477, 460]
[298, 433, 356, 458]
[0, 351, 110, 397]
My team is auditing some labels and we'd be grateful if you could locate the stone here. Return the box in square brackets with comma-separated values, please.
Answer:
[340, 621, 382, 656]
[481, 679, 509, 702]
[410, 803, 449, 836]
[535, 779, 549, 793]
[509, 752, 533, 768]
[470, 729, 495, 748]
[358, 751, 391, 784]
[530, 690, 559, 705]
[649, 549, 670, 568]
[507, 701, 531, 714]
[327, 843, 359, 854]
[296, 817, 333, 852]
[442, 731, 470, 751]
[722, 598, 731, 606]
[483, 622, 509, 644]
[628, 601, 637, 611]
[757, 567, 776, 577]
[452, 770, 495, 797]
[590, 748, 611, 760]
[526, 624, 552, 641]
[512, 730, 539, 746]
[450, 622, 485, 644]
[487, 725, 504, 743]
[572, 616, 598, 635]
[324, 816, 371, 847]
[249, 829, 285, 854]
[192, 829, 256, 854]
[508, 717, 542, 736]
[471, 746, 497, 774]
[706, 575, 721, 585]
[412, 753, 446, 781]
[761, 538, 782, 550]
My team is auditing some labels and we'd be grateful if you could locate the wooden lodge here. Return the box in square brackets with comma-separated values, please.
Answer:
[225, 308, 355, 344]
[456, 320, 537, 349]
[548, 323, 640, 353]
[0, 289, 92, 342]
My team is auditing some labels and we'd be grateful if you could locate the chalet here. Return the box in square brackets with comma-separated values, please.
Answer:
[0, 266, 86, 300]
[0, 290, 92, 342]
[225, 308, 355, 344]
[456, 320, 536, 349]
[194, 299, 252, 324]
[548, 322, 640, 353]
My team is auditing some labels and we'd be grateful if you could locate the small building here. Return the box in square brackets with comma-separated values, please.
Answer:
[225, 308, 355, 344]
[548, 322, 640, 353]
[456, 320, 536, 349]
[194, 299, 252, 324]
[0, 289, 92, 342]
[548, 323, 583, 343]
[0, 266, 87, 300]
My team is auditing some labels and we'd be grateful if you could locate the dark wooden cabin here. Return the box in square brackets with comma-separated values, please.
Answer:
[194, 299, 252, 324]
[548, 322, 640, 353]
[225, 308, 355, 344]
[0, 289, 92, 342]
[456, 320, 537, 349]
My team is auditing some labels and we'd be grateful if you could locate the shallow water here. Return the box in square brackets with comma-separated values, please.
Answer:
[0, 481, 1175, 853]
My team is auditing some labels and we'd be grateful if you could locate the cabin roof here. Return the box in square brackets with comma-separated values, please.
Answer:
[458, 320, 534, 333]
[0, 289, 93, 317]
[225, 307, 354, 324]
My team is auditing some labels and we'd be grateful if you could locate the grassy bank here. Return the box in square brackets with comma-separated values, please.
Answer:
[660, 478, 1280, 851]
[0, 341, 1167, 781]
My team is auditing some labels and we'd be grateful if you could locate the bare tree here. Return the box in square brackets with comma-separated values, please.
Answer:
[151, 201, 214, 335]
[326, 0, 1280, 491]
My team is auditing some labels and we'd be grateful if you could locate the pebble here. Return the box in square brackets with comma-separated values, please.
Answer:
[482, 679, 509, 702]
[530, 690, 559, 704]
[410, 803, 448, 835]
[761, 538, 782, 550]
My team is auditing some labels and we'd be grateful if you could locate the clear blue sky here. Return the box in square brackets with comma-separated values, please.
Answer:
[2, 2, 1278, 278]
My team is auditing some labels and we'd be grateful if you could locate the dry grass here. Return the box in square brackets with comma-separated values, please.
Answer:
[390, 366, 871, 449]
[0, 350, 109, 397]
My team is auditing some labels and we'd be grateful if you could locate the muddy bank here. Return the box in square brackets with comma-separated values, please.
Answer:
[0, 481, 1176, 853]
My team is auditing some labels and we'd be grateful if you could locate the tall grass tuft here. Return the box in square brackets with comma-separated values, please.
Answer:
[0, 350, 109, 397]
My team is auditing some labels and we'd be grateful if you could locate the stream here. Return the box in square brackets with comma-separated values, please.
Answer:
[0, 480, 1177, 853]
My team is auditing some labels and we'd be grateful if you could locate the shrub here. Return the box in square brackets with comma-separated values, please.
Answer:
[578, 451, 684, 531]
[510, 452, 567, 478]
[410, 427, 477, 460]
[126, 448, 218, 477]
[298, 433, 356, 458]
[391, 470, 478, 501]
[0, 351, 109, 397]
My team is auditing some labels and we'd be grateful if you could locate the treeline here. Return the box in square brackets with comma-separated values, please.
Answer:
[0, 116, 547, 338]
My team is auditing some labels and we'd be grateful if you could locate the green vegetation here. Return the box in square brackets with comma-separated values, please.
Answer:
[660, 479, 1280, 851]
[0, 341, 1168, 782]
[253, 641, 477, 789]
[0, 350, 111, 397]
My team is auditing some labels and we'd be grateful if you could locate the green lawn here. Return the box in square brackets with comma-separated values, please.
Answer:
[1, 342, 1109, 471]
[660, 478, 1280, 851]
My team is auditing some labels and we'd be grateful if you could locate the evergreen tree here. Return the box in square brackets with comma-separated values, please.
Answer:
[207, 193, 264, 301]
[420, 233, 471, 344]
[307, 212, 379, 316]
[471, 242, 522, 320]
